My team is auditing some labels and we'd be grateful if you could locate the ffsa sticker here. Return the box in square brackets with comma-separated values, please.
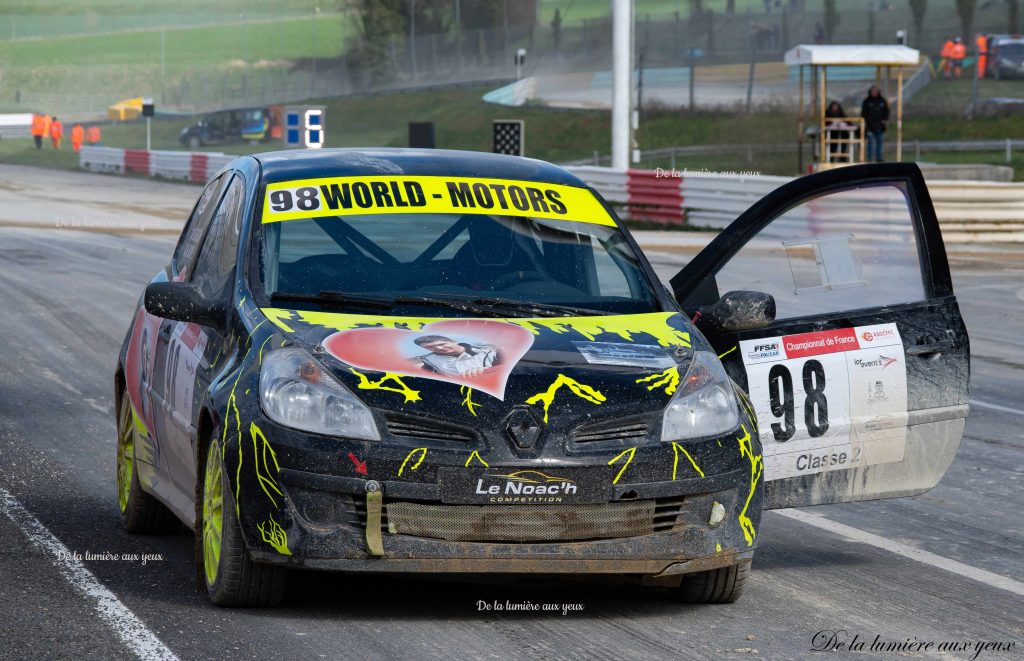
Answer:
[740, 324, 908, 481]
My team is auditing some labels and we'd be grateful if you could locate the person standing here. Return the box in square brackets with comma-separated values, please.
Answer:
[49, 116, 63, 149]
[551, 8, 562, 52]
[951, 37, 967, 79]
[86, 125, 101, 146]
[70, 123, 85, 152]
[861, 86, 889, 163]
[976, 33, 989, 79]
[940, 36, 954, 79]
[30, 113, 46, 149]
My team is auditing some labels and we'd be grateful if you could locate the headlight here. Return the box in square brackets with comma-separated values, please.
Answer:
[661, 351, 739, 442]
[260, 348, 380, 440]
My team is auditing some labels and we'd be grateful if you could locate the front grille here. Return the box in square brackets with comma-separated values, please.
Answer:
[573, 416, 650, 445]
[385, 414, 476, 443]
[384, 500, 660, 542]
[653, 497, 687, 533]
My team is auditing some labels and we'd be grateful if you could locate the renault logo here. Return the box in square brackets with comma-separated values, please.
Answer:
[504, 408, 542, 450]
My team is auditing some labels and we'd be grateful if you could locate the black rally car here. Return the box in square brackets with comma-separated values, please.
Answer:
[114, 149, 969, 606]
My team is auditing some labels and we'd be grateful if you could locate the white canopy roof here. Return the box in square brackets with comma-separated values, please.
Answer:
[784, 44, 920, 66]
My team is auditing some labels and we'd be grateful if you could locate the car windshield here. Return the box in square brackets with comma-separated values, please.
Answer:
[257, 211, 661, 317]
[999, 44, 1024, 55]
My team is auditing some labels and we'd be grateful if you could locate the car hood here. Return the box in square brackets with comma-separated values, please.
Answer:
[259, 307, 696, 443]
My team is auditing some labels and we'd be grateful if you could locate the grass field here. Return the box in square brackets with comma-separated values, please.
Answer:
[0, 4, 354, 109]
[2, 80, 1021, 179]
[536, 0, 970, 25]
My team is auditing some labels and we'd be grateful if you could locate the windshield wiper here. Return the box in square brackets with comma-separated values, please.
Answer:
[390, 295, 517, 317]
[430, 295, 605, 318]
[269, 292, 603, 318]
[270, 291, 393, 310]
[271, 291, 512, 317]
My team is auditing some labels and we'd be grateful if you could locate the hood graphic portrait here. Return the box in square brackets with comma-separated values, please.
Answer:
[322, 319, 535, 400]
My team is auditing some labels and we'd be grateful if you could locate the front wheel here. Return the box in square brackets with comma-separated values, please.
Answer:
[201, 439, 287, 607]
[675, 559, 751, 604]
[188, 135, 202, 149]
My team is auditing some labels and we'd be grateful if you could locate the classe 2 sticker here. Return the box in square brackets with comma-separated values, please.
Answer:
[261, 175, 616, 226]
[739, 323, 908, 481]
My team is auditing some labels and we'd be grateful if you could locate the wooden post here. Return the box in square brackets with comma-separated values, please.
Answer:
[798, 65, 805, 172]
[896, 66, 904, 162]
[819, 65, 827, 169]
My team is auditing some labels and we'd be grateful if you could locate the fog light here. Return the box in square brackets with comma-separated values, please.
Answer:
[709, 501, 726, 527]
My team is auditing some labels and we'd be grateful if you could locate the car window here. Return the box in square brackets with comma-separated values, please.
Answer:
[172, 174, 225, 278]
[192, 175, 245, 300]
[260, 213, 660, 316]
[714, 183, 925, 321]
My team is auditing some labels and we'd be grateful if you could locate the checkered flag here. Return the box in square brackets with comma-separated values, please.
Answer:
[493, 120, 524, 156]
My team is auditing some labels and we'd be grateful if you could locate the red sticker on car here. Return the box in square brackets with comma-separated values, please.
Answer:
[781, 327, 860, 359]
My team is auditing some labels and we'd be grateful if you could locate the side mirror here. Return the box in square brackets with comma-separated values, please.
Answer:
[695, 290, 776, 334]
[144, 282, 226, 328]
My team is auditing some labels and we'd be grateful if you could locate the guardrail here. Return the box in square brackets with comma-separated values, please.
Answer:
[0, 113, 31, 139]
[566, 138, 1024, 168]
[79, 146, 235, 182]
[566, 166, 685, 223]
[566, 166, 1024, 243]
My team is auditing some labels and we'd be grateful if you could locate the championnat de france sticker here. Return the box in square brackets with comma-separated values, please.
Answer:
[739, 323, 908, 481]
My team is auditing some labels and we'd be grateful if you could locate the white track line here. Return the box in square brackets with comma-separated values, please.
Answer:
[0, 486, 180, 661]
[971, 399, 1024, 417]
[776, 508, 1024, 598]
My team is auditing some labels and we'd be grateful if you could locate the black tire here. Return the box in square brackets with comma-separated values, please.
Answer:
[117, 393, 179, 534]
[201, 439, 287, 607]
[188, 135, 202, 149]
[676, 560, 751, 604]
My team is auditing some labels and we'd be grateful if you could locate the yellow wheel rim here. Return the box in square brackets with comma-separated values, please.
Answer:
[116, 396, 134, 514]
[202, 441, 224, 586]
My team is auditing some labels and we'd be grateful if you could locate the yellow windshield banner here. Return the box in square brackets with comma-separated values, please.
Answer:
[261, 175, 616, 227]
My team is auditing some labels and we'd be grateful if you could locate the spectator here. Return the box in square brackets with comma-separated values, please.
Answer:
[86, 125, 101, 146]
[976, 33, 988, 79]
[30, 113, 46, 149]
[940, 36, 954, 79]
[49, 116, 63, 150]
[861, 86, 889, 163]
[70, 123, 84, 152]
[551, 9, 562, 52]
[825, 100, 849, 160]
[951, 37, 967, 79]
[814, 22, 825, 44]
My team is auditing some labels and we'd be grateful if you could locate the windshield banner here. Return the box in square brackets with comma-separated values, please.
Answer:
[261, 175, 616, 226]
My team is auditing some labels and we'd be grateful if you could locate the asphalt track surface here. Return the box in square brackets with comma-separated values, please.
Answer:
[0, 166, 1021, 660]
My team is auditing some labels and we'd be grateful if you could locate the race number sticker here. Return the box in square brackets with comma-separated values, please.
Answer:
[740, 324, 908, 481]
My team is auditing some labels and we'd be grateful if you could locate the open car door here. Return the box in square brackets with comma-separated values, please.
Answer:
[671, 163, 969, 509]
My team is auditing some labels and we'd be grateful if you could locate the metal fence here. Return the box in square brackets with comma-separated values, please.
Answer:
[0, 4, 1011, 119]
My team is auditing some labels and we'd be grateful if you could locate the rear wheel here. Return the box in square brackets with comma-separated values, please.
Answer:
[201, 439, 287, 607]
[676, 560, 751, 604]
[116, 394, 178, 533]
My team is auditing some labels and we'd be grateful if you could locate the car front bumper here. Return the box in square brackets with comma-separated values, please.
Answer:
[228, 412, 763, 576]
